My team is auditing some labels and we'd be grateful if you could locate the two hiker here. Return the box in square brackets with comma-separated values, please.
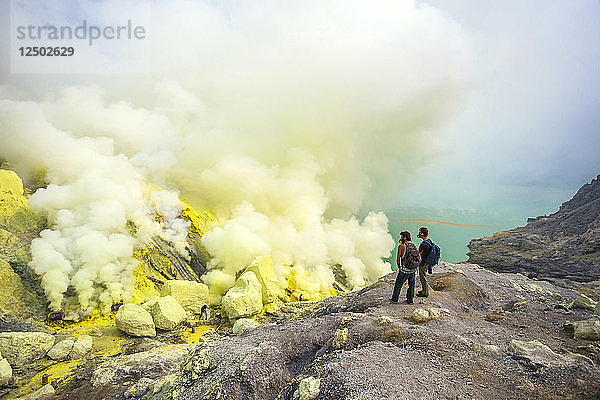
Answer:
[390, 227, 440, 304]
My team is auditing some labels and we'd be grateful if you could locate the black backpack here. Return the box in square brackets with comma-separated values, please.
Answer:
[402, 242, 421, 270]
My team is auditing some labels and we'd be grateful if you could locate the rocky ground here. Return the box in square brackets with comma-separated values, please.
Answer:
[34, 261, 597, 400]
[3, 168, 600, 399]
[468, 174, 600, 285]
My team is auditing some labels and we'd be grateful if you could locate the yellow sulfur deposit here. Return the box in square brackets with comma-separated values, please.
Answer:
[285, 265, 338, 302]
[181, 203, 218, 264]
[0, 169, 43, 233]
[244, 255, 285, 304]
[180, 325, 213, 344]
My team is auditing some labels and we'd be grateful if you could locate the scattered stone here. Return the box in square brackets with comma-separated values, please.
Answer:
[410, 308, 446, 323]
[233, 318, 256, 335]
[244, 255, 284, 304]
[47, 339, 75, 361]
[564, 321, 575, 331]
[70, 335, 93, 359]
[453, 334, 470, 345]
[221, 271, 263, 319]
[0, 358, 11, 386]
[568, 294, 597, 311]
[411, 308, 430, 323]
[512, 300, 529, 311]
[377, 316, 393, 326]
[28, 383, 55, 400]
[149, 296, 187, 331]
[332, 328, 348, 350]
[485, 312, 505, 322]
[508, 339, 564, 367]
[115, 303, 156, 337]
[472, 343, 501, 357]
[160, 280, 210, 316]
[573, 317, 600, 340]
[0, 332, 55, 367]
[294, 376, 320, 400]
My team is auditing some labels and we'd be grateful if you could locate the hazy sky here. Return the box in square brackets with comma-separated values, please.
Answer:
[1, 0, 599, 217]
[410, 0, 600, 214]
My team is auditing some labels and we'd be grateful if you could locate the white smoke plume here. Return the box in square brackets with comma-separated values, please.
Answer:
[0, 0, 470, 312]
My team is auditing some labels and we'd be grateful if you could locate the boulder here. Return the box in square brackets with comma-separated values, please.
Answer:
[568, 294, 597, 311]
[573, 317, 600, 340]
[160, 280, 210, 315]
[508, 339, 564, 367]
[47, 339, 75, 361]
[294, 376, 321, 400]
[221, 271, 263, 319]
[0, 357, 11, 386]
[595, 300, 600, 316]
[233, 318, 256, 335]
[244, 255, 284, 304]
[70, 335, 93, 359]
[149, 296, 187, 331]
[0, 332, 55, 367]
[28, 383, 55, 400]
[115, 303, 156, 337]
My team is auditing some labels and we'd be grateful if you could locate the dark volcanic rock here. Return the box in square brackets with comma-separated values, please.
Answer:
[139, 263, 600, 400]
[468, 175, 600, 284]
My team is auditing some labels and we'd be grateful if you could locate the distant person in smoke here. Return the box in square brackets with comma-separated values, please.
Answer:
[416, 226, 433, 297]
[390, 231, 420, 304]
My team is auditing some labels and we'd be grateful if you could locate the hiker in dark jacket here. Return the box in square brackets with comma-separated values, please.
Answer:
[416, 226, 433, 297]
[390, 231, 419, 304]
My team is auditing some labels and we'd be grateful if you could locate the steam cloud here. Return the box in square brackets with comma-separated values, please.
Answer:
[0, 1, 470, 313]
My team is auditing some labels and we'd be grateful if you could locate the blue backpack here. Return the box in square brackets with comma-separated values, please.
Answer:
[423, 239, 441, 266]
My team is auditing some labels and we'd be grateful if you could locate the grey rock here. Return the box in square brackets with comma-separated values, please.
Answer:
[47, 339, 75, 361]
[233, 318, 256, 335]
[508, 339, 565, 368]
[472, 343, 501, 357]
[568, 294, 597, 311]
[573, 317, 600, 340]
[92, 344, 193, 387]
[0, 332, 55, 367]
[69, 335, 93, 359]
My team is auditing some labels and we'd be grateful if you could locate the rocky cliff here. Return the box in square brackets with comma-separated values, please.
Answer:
[468, 175, 600, 284]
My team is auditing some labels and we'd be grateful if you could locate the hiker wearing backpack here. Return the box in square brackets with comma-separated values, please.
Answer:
[390, 231, 420, 304]
[416, 227, 441, 298]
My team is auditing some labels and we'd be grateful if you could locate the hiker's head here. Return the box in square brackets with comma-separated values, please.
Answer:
[417, 227, 428, 239]
[400, 231, 411, 242]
